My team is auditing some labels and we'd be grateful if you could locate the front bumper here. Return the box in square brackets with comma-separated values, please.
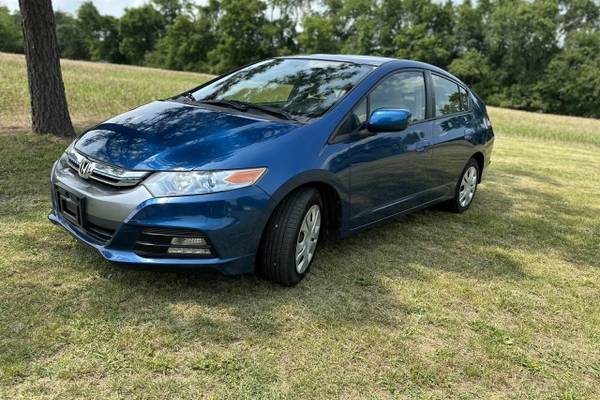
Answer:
[49, 159, 274, 275]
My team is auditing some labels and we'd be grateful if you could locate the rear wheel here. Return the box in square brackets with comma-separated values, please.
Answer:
[444, 158, 479, 213]
[257, 188, 322, 286]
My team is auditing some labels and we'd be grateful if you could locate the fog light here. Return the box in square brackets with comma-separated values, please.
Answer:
[167, 247, 212, 255]
[170, 237, 207, 246]
[134, 228, 215, 258]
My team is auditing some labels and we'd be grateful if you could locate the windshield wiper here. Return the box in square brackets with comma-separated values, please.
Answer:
[175, 92, 198, 104]
[198, 99, 250, 112]
[198, 99, 298, 122]
[241, 102, 298, 122]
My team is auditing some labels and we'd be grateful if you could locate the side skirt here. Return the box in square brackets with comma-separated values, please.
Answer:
[341, 194, 453, 238]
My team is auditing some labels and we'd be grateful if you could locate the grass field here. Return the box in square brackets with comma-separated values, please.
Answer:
[0, 53, 211, 131]
[1, 52, 600, 399]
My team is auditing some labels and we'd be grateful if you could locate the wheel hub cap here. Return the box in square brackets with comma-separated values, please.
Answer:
[295, 204, 321, 273]
[459, 166, 478, 207]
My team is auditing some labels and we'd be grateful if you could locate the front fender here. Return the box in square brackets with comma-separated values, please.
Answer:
[257, 169, 351, 234]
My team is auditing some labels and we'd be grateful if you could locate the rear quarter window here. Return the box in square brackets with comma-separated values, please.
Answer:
[459, 87, 470, 112]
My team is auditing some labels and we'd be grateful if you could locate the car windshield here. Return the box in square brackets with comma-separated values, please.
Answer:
[188, 58, 374, 120]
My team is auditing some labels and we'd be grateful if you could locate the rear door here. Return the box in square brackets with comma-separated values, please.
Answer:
[347, 70, 434, 228]
[427, 73, 475, 198]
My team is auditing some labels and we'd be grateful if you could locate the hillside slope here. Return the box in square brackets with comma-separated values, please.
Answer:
[0, 52, 212, 131]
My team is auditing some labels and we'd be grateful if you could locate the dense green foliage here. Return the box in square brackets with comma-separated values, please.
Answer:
[1, 0, 599, 117]
[0, 5, 21, 53]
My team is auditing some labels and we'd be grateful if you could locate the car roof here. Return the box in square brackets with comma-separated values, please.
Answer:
[282, 54, 396, 66]
[283, 53, 448, 69]
[280, 54, 465, 86]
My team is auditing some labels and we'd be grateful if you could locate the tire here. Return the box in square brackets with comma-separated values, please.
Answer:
[257, 188, 322, 286]
[443, 158, 480, 213]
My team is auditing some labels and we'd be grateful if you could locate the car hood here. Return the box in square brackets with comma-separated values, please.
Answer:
[74, 100, 301, 171]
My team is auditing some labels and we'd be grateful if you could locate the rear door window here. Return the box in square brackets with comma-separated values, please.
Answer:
[432, 75, 462, 117]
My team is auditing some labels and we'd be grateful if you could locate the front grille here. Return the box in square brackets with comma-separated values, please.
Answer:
[134, 228, 215, 258]
[67, 150, 149, 188]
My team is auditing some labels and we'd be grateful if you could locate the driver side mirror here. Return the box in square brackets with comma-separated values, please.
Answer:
[367, 108, 412, 133]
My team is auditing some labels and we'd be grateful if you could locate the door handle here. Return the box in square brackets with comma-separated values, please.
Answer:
[464, 128, 475, 140]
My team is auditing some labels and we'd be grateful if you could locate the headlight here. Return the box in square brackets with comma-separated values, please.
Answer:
[143, 168, 267, 197]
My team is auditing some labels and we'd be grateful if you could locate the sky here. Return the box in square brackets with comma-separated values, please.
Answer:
[2, 0, 454, 17]
[2, 0, 149, 16]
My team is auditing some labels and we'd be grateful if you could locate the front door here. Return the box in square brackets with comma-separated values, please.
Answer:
[348, 70, 433, 228]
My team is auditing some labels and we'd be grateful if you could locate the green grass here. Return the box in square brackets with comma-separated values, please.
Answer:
[1, 52, 600, 399]
[487, 106, 600, 146]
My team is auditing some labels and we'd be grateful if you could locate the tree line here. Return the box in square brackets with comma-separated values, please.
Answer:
[1, 0, 599, 118]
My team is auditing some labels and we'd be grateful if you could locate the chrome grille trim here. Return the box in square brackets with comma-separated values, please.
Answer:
[67, 149, 149, 188]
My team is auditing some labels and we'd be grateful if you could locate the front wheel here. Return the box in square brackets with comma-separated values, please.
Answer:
[257, 188, 322, 286]
[443, 158, 480, 213]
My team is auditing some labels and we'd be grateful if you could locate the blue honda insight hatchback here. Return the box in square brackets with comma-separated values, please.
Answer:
[49, 55, 494, 285]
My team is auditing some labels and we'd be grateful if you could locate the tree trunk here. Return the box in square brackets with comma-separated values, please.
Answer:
[19, 0, 74, 136]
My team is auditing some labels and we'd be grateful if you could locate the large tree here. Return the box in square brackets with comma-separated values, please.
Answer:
[19, 0, 74, 136]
